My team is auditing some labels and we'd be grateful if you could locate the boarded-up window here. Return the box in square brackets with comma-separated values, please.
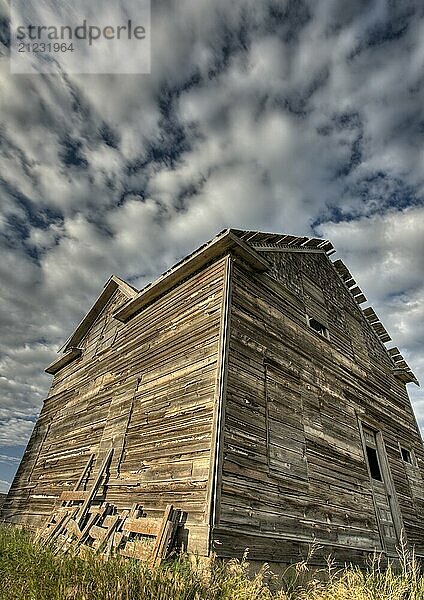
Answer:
[265, 365, 308, 482]
[302, 275, 328, 330]
[96, 320, 119, 354]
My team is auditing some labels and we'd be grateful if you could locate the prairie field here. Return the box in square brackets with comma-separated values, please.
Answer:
[0, 526, 423, 600]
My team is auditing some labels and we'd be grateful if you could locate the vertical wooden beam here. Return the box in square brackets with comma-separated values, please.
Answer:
[206, 254, 232, 554]
[97, 377, 138, 477]
[114, 378, 139, 477]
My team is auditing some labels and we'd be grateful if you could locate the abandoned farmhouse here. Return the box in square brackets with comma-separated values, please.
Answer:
[2, 228, 423, 564]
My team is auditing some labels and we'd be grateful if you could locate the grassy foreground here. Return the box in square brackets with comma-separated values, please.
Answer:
[0, 526, 423, 600]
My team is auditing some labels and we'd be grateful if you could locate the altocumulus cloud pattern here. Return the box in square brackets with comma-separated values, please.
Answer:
[0, 0, 423, 492]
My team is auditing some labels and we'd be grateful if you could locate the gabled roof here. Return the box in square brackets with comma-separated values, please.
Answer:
[45, 275, 137, 375]
[62, 275, 137, 351]
[45, 229, 418, 385]
[229, 230, 416, 385]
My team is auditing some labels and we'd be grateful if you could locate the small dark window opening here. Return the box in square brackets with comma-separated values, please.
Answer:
[401, 447, 412, 464]
[366, 446, 382, 481]
[307, 316, 329, 339]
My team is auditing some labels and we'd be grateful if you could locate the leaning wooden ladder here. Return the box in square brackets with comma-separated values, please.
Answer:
[35, 451, 183, 564]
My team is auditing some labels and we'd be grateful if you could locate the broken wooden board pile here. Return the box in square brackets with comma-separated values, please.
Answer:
[35, 499, 182, 564]
[34, 451, 183, 565]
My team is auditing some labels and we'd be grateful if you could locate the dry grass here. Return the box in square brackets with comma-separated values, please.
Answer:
[0, 526, 423, 600]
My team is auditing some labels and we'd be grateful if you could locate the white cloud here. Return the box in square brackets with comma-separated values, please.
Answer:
[0, 455, 20, 464]
[0, 480, 11, 494]
[0, 418, 35, 447]
[0, 0, 423, 481]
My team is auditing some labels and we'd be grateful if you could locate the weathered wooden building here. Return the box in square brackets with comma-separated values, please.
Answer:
[2, 229, 424, 564]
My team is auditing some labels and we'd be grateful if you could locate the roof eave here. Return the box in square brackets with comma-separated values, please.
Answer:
[392, 368, 420, 386]
[45, 347, 82, 375]
[114, 229, 269, 323]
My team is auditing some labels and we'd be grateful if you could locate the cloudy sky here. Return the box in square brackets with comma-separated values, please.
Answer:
[0, 0, 423, 493]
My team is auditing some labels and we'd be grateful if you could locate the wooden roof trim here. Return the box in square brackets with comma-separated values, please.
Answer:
[329, 260, 368, 303]
[232, 229, 336, 254]
[332, 259, 394, 343]
[112, 275, 139, 298]
[331, 259, 418, 384]
[392, 369, 419, 386]
[114, 229, 269, 323]
[61, 275, 137, 352]
[387, 346, 419, 386]
[45, 347, 82, 375]
[250, 245, 328, 254]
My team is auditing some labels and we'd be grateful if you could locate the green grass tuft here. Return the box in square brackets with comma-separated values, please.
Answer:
[0, 525, 423, 600]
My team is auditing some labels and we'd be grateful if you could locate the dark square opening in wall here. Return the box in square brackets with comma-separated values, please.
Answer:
[307, 316, 329, 339]
[401, 447, 412, 464]
[366, 445, 382, 481]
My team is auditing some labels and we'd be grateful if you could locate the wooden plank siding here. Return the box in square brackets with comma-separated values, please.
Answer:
[211, 251, 424, 564]
[2, 230, 423, 565]
[2, 257, 230, 553]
